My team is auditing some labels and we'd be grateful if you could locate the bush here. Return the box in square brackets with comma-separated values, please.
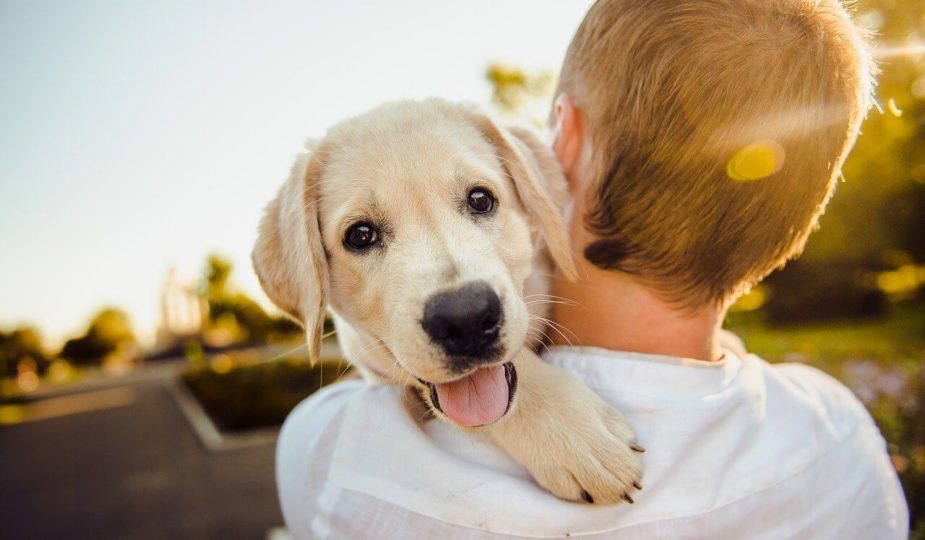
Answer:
[0, 327, 49, 379]
[202, 253, 303, 345]
[763, 258, 887, 325]
[59, 308, 135, 365]
[182, 358, 351, 432]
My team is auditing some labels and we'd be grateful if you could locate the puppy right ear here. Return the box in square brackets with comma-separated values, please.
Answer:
[252, 144, 330, 364]
[463, 109, 578, 281]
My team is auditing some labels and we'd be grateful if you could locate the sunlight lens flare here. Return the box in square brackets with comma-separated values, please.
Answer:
[874, 43, 925, 60]
[726, 140, 785, 182]
[887, 98, 903, 117]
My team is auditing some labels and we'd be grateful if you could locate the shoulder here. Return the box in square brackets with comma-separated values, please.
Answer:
[745, 359, 908, 535]
[765, 360, 879, 435]
[749, 358, 896, 471]
[729, 356, 890, 457]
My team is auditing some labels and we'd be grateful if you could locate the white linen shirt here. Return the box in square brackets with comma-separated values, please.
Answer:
[276, 346, 909, 539]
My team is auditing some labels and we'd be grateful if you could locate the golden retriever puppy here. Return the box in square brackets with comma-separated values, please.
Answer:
[253, 99, 643, 504]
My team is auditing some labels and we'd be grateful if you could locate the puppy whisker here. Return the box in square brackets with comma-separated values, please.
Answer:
[525, 299, 579, 308]
[530, 314, 578, 347]
[523, 293, 581, 306]
[544, 317, 581, 346]
[526, 328, 553, 354]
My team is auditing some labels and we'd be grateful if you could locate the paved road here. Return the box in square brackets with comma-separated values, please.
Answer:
[0, 378, 284, 540]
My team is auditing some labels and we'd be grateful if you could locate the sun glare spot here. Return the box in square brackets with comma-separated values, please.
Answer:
[727, 141, 785, 182]
[887, 98, 903, 117]
[913, 76, 925, 99]
[874, 43, 925, 59]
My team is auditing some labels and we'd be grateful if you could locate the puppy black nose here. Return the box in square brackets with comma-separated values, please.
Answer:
[421, 281, 502, 359]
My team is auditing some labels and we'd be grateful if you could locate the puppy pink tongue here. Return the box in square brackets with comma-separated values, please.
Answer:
[435, 364, 509, 427]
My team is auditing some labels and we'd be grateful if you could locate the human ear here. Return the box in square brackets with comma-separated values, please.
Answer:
[551, 94, 585, 186]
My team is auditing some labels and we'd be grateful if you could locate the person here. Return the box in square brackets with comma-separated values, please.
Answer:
[276, 0, 909, 537]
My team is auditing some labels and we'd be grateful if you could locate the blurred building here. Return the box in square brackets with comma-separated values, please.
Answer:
[155, 267, 205, 350]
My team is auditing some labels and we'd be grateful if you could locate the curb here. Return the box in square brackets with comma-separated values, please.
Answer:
[166, 378, 279, 452]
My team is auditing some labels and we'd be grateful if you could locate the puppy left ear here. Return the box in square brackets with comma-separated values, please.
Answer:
[252, 143, 331, 364]
[466, 110, 578, 281]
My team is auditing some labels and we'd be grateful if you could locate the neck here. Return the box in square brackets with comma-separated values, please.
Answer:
[549, 262, 725, 361]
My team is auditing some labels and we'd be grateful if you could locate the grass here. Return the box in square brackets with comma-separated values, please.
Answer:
[727, 302, 925, 373]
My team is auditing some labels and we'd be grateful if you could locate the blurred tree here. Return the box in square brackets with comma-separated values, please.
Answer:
[59, 308, 136, 365]
[882, 105, 925, 263]
[803, 0, 925, 264]
[202, 254, 301, 345]
[206, 254, 233, 298]
[0, 327, 50, 379]
[486, 63, 555, 122]
[763, 258, 888, 324]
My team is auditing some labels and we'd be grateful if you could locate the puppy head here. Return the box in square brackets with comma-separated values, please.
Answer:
[253, 100, 574, 424]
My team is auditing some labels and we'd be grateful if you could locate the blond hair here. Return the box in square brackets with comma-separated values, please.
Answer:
[557, 0, 874, 308]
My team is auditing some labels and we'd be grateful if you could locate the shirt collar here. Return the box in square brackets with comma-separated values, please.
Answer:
[542, 345, 745, 397]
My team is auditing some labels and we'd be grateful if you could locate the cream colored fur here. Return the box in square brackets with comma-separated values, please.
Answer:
[253, 99, 642, 504]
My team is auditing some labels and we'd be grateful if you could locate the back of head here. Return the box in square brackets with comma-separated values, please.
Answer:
[557, 0, 874, 309]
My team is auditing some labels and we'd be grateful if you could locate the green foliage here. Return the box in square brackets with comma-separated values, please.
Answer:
[0, 327, 49, 379]
[485, 63, 555, 121]
[882, 134, 925, 262]
[59, 308, 135, 365]
[727, 304, 925, 370]
[182, 358, 350, 432]
[205, 253, 233, 298]
[763, 258, 888, 324]
[789, 0, 925, 264]
[202, 253, 301, 345]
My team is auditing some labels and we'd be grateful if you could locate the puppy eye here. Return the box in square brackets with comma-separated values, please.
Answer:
[344, 222, 380, 251]
[467, 188, 496, 215]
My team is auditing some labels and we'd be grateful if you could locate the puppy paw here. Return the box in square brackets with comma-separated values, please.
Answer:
[528, 403, 644, 504]
[485, 351, 645, 504]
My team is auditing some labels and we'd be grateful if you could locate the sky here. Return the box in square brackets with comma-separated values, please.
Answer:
[0, 0, 595, 346]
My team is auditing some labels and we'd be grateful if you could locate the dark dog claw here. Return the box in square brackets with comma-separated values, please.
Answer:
[581, 490, 594, 504]
[622, 493, 635, 504]
[630, 443, 646, 453]
[632, 481, 643, 490]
